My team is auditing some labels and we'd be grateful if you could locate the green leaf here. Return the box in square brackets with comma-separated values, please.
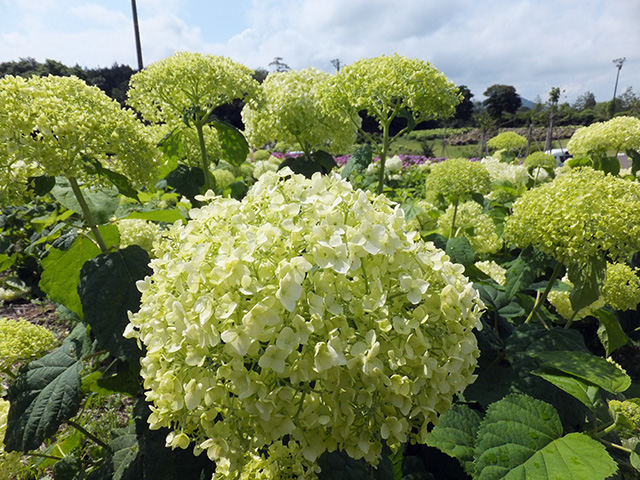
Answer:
[567, 254, 606, 313]
[5, 339, 85, 452]
[533, 372, 600, 410]
[88, 424, 141, 480]
[96, 360, 141, 396]
[122, 209, 186, 224]
[278, 155, 325, 179]
[445, 236, 475, 266]
[165, 164, 205, 202]
[628, 149, 640, 177]
[312, 149, 338, 173]
[28, 175, 56, 196]
[39, 225, 120, 318]
[51, 178, 120, 225]
[52, 454, 84, 480]
[82, 157, 140, 202]
[156, 128, 182, 178]
[600, 155, 621, 176]
[474, 394, 617, 480]
[342, 144, 372, 179]
[475, 283, 525, 320]
[503, 246, 556, 299]
[78, 246, 151, 362]
[208, 120, 249, 167]
[594, 309, 628, 355]
[426, 404, 482, 475]
[537, 350, 631, 393]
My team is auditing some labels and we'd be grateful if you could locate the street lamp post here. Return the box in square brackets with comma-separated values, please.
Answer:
[610, 57, 626, 117]
[131, 0, 144, 71]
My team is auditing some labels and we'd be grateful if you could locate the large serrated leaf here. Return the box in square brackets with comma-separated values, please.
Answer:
[474, 394, 617, 480]
[208, 119, 249, 167]
[445, 236, 475, 266]
[122, 209, 186, 224]
[503, 246, 555, 299]
[594, 309, 628, 356]
[536, 350, 631, 393]
[5, 340, 84, 452]
[532, 372, 599, 410]
[426, 404, 482, 475]
[87, 424, 141, 480]
[566, 255, 606, 313]
[39, 225, 120, 318]
[51, 178, 121, 225]
[78, 246, 151, 362]
[342, 144, 372, 179]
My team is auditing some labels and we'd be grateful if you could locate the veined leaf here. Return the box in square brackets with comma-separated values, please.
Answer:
[78, 246, 151, 363]
[39, 224, 119, 318]
[4, 325, 89, 452]
[208, 119, 249, 167]
[342, 144, 372, 180]
[533, 372, 600, 410]
[122, 209, 186, 224]
[51, 178, 120, 225]
[445, 236, 475, 266]
[566, 255, 606, 313]
[426, 404, 482, 475]
[594, 309, 628, 356]
[474, 394, 617, 480]
[537, 350, 631, 393]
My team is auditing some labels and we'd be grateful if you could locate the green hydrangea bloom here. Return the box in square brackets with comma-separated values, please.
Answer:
[602, 262, 640, 311]
[242, 68, 357, 155]
[0, 75, 159, 201]
[126, 168, 483, 478]
[487, 132, 527, 153]
[568, 116, 640, 157]
[504, 168, 640, 265]
[425, 158, 491, 206]
[475, 260, 507, 286]
[0, 399, 24, 480]
[548, 274, 605, 321]
[117, 219, 162, 256]
[0, 317, 55, 371]
[437, 201, 502, 254]
[524, 151, 557, 170]
[127, 52, 259, 127]
[608, 399, 640, 438]
[211, 168, 237, 190]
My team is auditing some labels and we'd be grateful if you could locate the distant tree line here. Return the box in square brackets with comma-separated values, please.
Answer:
[2, 57, 638, 134]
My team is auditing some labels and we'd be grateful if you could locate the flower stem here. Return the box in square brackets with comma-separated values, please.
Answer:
[524, 261, 562, 324]
[376, 121, 390, 195]
[67, 177, 108, 253]
[195, 122, 216, 193]
[67, 419, 109, 449]
[449, 199, 459, 239]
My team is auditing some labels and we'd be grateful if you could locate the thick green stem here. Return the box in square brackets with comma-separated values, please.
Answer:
[376, 122, 390, 195]
[68, 177, 108, 253]
[67, 419, 109, 449]
[449, 199, 459, 238]
[524, 262, 563, 324]
[195, 122, 216, 192]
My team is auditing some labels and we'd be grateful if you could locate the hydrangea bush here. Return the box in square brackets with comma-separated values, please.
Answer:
[567, 116, 640, 157]
[125, 169, 484, 478]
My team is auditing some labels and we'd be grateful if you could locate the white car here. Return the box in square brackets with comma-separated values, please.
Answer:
[545, 148, 572, 165]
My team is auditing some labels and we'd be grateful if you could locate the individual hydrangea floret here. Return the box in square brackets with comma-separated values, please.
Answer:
[504, 167, 640, 265]
[0, 317, 55, 371]
[568, 116, 640, 157]
[437, 202, 502, 254]
[602, 262, 640, 311]
[117, 219, 162, 255]
[126, 168, 484, 478]
[487, 132, 527, 153]
[425, 158, 491, 206]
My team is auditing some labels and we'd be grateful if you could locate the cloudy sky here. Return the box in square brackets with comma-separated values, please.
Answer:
[1, 0, 638, 104]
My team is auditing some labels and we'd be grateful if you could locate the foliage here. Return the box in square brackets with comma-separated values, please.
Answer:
[482, 84, 522, 123]
[242, 67, 357, 156]
[125, 168, 484, 478]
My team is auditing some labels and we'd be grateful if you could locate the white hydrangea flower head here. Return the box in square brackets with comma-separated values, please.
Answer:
[126, 169, 483, 478]
[117, 219, 162, 256]
[386, 155, 404, 173]
[475, 260, 507, 286]
[480, 157, 529, 185]
[0, 399, 24, 480]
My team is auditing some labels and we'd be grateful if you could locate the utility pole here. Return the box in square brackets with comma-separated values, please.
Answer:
[610, 57, 626, 117]
[131, 0, 144, 70]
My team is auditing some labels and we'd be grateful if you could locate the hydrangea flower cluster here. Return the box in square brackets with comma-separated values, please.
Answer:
[425, 158, 491, 206]
[608, 399, 640, 439]
[601, 262, 640, 311]
[0, 75, 159, 201]
[127, 52, 259, 127]
[117, 219, 162, 255]
[0, 317, 55, 372]
[480, 157, 530, 185]
[547, 275, 605, 321]
[0, 399, 23, 480]
[567, 116, 640, 157]
[486, 132, 527, 153]
[242, 68, 357, 155]
[504, 167, 640, 265]
[126, 169, 483, 478]
[524, 152, 557, 171]
[437, 202, 502, 254]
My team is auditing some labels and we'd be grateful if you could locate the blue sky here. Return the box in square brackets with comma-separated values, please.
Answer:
[1, 0, 638, 104]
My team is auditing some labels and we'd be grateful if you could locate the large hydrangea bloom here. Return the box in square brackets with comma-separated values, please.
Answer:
[567, 116, 640, 157]
[0, 75, 158, 196]
[126, 169, 483, 478]
[504, 167, 640, 265]
[425, 158, 491, 205]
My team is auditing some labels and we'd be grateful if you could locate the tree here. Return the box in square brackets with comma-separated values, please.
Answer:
[544, 87, 561, 151]
[331, 58, 342, 73]
[453, 85, 475, 125]
[574, 91, 596, 111]
[482, 84, 522, 124]
[269, 57, 290, 72]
